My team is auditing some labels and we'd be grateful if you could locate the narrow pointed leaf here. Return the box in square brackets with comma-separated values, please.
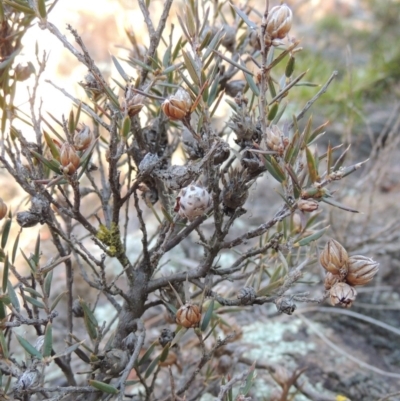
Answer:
[25, 295, 45, 309]
[16, 335, 43, 359]
[111, 55, 129, 82]
[138, 342, 156, 366]
[305, 146, 319, 183]
[43, 323, 53, 358]
[50, 291, 66, 311]
[321, 197, 359, 213]
[7, 280, 20, 312]
[89, 380, 119, 394]
[229, 3, 257, 28]
[2, 255, 8, 293]
[294, 226, 329, 247]
[43, 131, 60, 161]
[37, 0, 47, 18]
[0, 329, 8, 359]
[181, 50, 200, 85]
[22, 287, 43, 298]
[201, 299, 214, 332]
[1, 218, 11, 249]
[44, 270, 53, 298]
[144, 355, 161, 378]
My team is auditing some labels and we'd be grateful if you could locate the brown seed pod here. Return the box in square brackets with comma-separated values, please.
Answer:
[60, 143, 80, 175]
[297, 199, 319, 213]
[324, 272, 341, 290]
[265, 3, 293, 42]
[329, 282, 357, 308]
[346, 255, 379, 286]
[74, 125, 93, 151]
[320, 239, 349, 276]
[176, 184, 212, 221]
[175, 303, 201, 328]
[161, 88, 192, 120]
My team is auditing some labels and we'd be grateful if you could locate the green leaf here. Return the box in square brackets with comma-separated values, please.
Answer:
[201, 299, 214, 332]
[294, 226, 329, 247]
[242, 61, 259, 97]
[285, 56, 295, 78]
[144, 355, 160, 378]
[16, 335, 43, 359]
[138, 342, 156, 366]
[43, 131, 60, 161]
[89, 380, 119, 394]
[181, 50, 200, 86]
[1, 218, 12, 249]
[229, 3, 257, 28]
[240, 362, 256, 395]
[52, 340, 85, 360]
[80, 299, 98, 340]
[305, 146, 319, 183]
[267, 102, 279, 121]
[22, 287, 43, 298]
[121, 115, 131, 138]
[43, 323, 53, 358]
[0, 330, 8, 359]
[20, 249, 36, 273]
[24, 295, 45, 309]
[111, 55, 129, 82]
[37, 0, 47, 18]
[50, 291, 66, 311]
[7, 280, 20, 312]
[44, 270, 53, 298]
[321, 197, 359, 213]
[159, 343, 170, 363]
[170, 327, 187, 347]
[30, 150, 61, 174]
[2, 255, 9, 294]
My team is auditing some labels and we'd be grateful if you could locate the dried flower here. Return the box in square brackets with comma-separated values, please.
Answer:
[346, 255, 379, 286]
[159, 328, 175, 347]
[60, 143, 80, 175]
[329, 282, 357, 308]
[176, 184, 212, 221]
[265, 125, 286, 154]
[222, 168, 249, 214]
[176, 303, 201, 328]
[161, 88, 192, 120]
[74, 125, 93, 151]
[324, 272, 341, 290]
[0, 198, 8, 220]
[72, 299, 84, 317]
[265, 4, 293, 43]
[123, 85, 145, 117]
[237, 286, 256, 305]
[275, 297, 296, 315]
[297, 199, 319, 213]
[320, 239, 349, 276]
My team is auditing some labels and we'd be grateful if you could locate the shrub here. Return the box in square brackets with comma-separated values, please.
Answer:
[0, 1, 378, 400]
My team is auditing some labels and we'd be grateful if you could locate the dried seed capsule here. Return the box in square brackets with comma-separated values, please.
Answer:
[0, 198, 8, 220]
[74, 125, 93, 151]
[161, 88, 192, 120]
[176, 303, 201, 328]
[265, 125, 286, 154]
[320, 239, 349, 276]
[176, 184, 212, 221]
[329, 282, 357, 308]
[265, 4, 293, 42]
[346, 255, 379, 286]
[324, 272, 341, 290]
[72, 299, 84, 318]
[297, 199, 319, 213]
[222, 168, 249, 215]
[60, 143, 80, 175]
[237, 287, 256, 305]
